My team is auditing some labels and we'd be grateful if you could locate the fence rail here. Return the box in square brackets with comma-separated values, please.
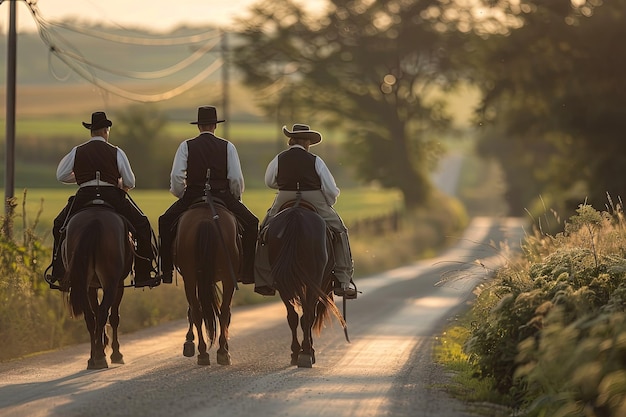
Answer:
[347, 210, 401, 237]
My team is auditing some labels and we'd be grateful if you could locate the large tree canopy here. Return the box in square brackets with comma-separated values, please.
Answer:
[232, 0, 469, 209]
[464, 0, 626, 215]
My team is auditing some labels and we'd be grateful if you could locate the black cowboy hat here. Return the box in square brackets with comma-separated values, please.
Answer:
[82, 111, 113, 130]
[282, 124, 322, 145]
[190, 105, 225, 125]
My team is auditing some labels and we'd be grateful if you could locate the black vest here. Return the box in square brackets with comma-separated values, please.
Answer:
[277, 147, 321, 191]
[74, 140, 120, 186]
[186, 133, 229, 196]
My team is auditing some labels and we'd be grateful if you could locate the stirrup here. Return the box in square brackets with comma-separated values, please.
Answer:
[134, 278, 160, 288]
[334, 282, 358, 299]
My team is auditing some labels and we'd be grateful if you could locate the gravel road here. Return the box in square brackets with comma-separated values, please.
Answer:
[0, 217, 524, 417]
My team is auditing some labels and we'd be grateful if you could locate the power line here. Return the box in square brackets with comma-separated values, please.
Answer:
[25, 0, 226, 102]
[49, 37, 221, 80]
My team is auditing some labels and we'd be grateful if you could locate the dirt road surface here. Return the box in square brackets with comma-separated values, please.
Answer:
[0, 217, 524, 417]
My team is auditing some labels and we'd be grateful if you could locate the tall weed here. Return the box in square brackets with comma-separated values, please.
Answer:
[465, 201, 626, 416]
[0, 193, 78, 360]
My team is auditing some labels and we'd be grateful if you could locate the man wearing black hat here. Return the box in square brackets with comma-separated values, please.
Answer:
[157, 105, 259, 284]
[46, 111, 160, 289]
[254, 123, 357, 299]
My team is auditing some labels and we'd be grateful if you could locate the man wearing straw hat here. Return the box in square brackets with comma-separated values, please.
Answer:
[254, 123, 357, 299]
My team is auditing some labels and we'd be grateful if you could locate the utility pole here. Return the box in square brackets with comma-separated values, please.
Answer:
[4, 0, 17, 225]
[221, 30, 229, 140]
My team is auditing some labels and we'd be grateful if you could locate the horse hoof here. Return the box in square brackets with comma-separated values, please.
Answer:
[183, 341, 195, 357]
[217, 351, 231, 366]
[290, 354, 298, 366]
[297, 353, 313, 368]
[110, 353, 124, 364]
[87, 357, 109, 370]
[197, 353, 210, 366]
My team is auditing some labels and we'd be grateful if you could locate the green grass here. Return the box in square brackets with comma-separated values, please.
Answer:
[13, 186, 403, 241]
[434, 314, 512, 417]
[0, 118, 344, 145]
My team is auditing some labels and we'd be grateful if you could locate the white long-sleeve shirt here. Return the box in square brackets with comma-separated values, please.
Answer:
[56, 136, 135, 189]
[264, 144, 340, 206]
[169, 134, 245, 199]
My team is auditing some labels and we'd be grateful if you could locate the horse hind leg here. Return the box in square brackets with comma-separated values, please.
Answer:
[284, 300, 301, 366]
[109, 287, 125, 364]
[217, 311, 232, 365]
[216, 288, 233, 366]
[297, 308, 315, 368]
[183, 306, 195, 358]
[81, 289, 106, 370]
[186, 286, 210, 366]
[90, 289, 114, 370]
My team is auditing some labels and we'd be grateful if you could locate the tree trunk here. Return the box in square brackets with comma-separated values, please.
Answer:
[391, 125, 432, 210]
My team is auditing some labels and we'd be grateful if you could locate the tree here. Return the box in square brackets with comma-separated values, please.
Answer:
[232, 0, 469, 209]
[113, 104, 174, 189]
[462, 0, 626, 215]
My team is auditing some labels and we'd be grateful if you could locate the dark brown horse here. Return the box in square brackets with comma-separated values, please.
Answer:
[266, 203, 347, 368]
[63, 207, 133, 370]
[174, 201, 240, 366]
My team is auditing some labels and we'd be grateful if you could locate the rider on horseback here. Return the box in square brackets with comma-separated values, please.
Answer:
[254, 124, 357, 299]
[157, 106, 259, 285]
[46, 111, 160, 289]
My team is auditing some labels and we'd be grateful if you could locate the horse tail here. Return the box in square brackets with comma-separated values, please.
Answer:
[195, 220, 219, 346]
[69, 219, 101, 317]
[312, 288, 345, 335]
[272, 209, 345, 333]
[272, 209, 346, 334]
[271, 209, 308, 303]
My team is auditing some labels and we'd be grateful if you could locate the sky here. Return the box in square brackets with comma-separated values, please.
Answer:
[0, 0, 327, 33]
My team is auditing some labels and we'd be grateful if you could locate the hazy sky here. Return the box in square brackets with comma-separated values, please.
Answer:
[0, 0, 326, 33]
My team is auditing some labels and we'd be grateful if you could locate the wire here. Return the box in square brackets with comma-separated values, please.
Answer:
[53, 37, 221, 80]
[51, 51, 224, 102]
[46, 21, 222, 46]
[24, 0, 225, 102]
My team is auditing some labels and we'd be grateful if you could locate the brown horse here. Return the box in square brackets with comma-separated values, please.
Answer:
[174, 201, 240, 366]
[63, 206, 133, 370]
[265, 203, 347, 368]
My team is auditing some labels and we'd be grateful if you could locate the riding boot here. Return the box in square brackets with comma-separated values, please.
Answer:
[240, 226, 257, 284]
[47, 205, 69, 287]
[253, 232, 275, 296]
[158, 234, 174, 284]
[134, 257, 159, 288]
[46, 251, 68, 291]
[332, 231, 357, 299]
[134, 234, 160, 288]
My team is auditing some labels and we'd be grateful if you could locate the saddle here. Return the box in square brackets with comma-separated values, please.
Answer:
[258, 199, 334, 245]
[174, 196, 242, 235]
[188, 195, 227, 210]
[60, 199, 135, 243]
[277, 198, 318, 213]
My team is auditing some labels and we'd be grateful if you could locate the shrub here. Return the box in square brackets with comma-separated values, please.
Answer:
[0, 194, 82, 360]
[465, 202, 626, 416]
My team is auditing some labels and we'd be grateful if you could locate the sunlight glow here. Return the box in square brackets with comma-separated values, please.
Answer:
[1, 0, 329, 33]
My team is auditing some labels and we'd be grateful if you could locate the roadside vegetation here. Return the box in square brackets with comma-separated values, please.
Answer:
[436, 200, 626, 416]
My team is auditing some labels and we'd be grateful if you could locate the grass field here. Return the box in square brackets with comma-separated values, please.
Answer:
[0, 118, 350, 148]
[11, 187, 403, 243]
